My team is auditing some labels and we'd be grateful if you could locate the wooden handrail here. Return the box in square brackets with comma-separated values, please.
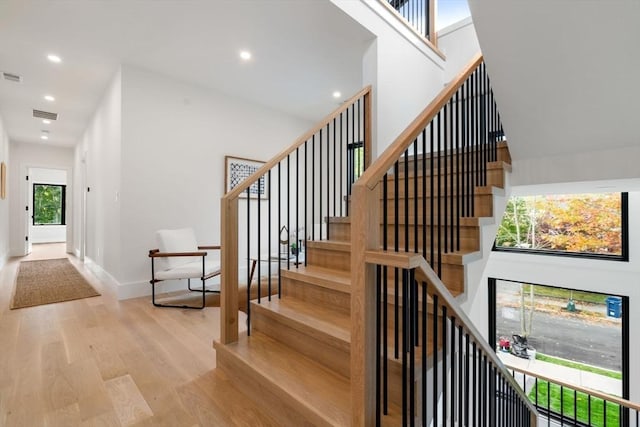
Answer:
[222, 85, 372, 201]
[506, 363, 640, 412]
[357, 53, 482, 191]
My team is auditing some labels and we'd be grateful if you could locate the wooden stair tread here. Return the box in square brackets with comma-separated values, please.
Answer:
[251, 297, 350, 346]
[379, 185, 505, 198]
[281, 265, 351, 292]
[306, 239, 351, 252]
[389, 160, 512, 178]
[217, 331, 351, 426]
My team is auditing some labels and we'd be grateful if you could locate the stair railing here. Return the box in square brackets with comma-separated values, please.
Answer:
[350, 53, 537, 425]
[506, 364, 640, 427]
[381, 0, 438, 47]
[220, 86, 371, 344]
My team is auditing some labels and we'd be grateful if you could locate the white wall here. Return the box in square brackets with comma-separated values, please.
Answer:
[114, 65, 311, 298]
[8, 142, 74, 256]
[463, 190, 640, 402]
[437, 17, 481, 82]
[0, 116, 9, 269]
[29, 167, 67, 244]
[331, 0, 446, 156]
[74, 69, 122, 280]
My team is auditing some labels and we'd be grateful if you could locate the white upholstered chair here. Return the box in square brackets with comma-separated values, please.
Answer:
[148, 228, 221, 309]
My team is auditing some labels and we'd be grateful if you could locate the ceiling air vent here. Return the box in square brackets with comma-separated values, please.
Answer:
[33, 109, 58, 121]
[2, 72, 22, 83]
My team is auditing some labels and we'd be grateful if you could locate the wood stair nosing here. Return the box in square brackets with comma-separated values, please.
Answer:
[214, 331, 351, 427]
[328, 215, 495, 228]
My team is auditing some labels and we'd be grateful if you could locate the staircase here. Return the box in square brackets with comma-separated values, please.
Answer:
[216, 56, 538, 426]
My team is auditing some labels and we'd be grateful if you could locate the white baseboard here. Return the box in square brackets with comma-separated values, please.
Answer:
[83, 256, 122, 296]
[117, 279, 186, 300]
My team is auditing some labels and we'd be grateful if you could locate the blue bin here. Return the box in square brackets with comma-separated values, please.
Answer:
[606, 296, 622, 318]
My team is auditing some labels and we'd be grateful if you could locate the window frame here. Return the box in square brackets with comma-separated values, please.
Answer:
[492, 192, 629, 262]
[32, 183, 66, 226]
[488, 277, 630, 404]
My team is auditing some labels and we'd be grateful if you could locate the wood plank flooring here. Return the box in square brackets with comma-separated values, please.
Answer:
[0, 244, 278, 426]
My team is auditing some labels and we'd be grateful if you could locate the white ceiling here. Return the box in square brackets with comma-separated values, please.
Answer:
[468, 0, 640, 161]
[0, 0, 374, 147]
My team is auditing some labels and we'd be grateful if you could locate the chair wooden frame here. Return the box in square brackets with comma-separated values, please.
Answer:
[148, 245, 221, 309]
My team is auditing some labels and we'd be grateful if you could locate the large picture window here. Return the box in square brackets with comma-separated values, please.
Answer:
[494, 192, 628, 260]
[33, 183, 66, 226]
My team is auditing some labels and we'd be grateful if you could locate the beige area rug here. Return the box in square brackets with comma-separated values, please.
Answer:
[11, 258, 101, 309]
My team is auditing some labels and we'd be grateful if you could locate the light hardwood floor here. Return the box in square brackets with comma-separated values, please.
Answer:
[0, 244, 278, 426]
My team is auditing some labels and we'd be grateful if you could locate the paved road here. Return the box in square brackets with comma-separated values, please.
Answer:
[496, 305, 622, 371]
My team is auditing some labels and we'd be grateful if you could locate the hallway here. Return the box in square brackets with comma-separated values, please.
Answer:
[0, 249, 275, 426]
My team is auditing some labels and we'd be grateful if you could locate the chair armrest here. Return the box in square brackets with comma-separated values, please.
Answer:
[148, 249, 207, 258]
[198, 245, 221, 250]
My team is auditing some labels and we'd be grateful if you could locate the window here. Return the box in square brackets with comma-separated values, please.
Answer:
[488, 278, 629, 424]
[347, 141, 364, 183]
[494, 192, 628, 260]
[33, 183, 66, 226]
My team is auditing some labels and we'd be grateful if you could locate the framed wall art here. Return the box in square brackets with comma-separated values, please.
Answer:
[225, 156, 268, 199]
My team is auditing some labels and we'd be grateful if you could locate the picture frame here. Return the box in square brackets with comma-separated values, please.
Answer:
[0, 162, 5, 200]
[225, 156, 268, 199]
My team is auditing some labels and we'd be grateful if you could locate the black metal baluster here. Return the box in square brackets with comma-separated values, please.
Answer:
[383, 175, 389, 414]
[430, 121, 435, 268]
[402, 268, 408, 426]
[394, 161, 400, 359]
[247, 187, 251, 334]
[458, 324, 463, 426]
[296, 148, 300, 266]
[312, 135, 315, 240]
[333, 119, 336, 218]
[414, 140, 418, 257]
[450, 316, 456, 427]
[340, 113, 344, 217]
[404, 150, 409, 254]
[465, 333, 470, 426]
[278, 163, 282, 296]
[257, 170, 261, 303]
[326, 123, 330, 241]
[409, 269, 416, 426]
[443, 103, 448, 255]
[448, 98, 454, 252]
[437, 112, 442, 276]
[268, 169, 272, 300]
[421, 280, 427, 424]
[456, 90, 461, 251]
[433, 294, 439, 427]
[287, 155, 290, 271]
[442, 305, 448, 424]
[319, 129, 323, 241]
[304, 142, 308, 266]
[422, 129, 427, 261]
[376, 264, 382, 427]
[473, 342, 477, 426]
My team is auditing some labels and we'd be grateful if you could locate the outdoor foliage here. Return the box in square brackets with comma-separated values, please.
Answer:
[496, 193, 622, 255]
[34, 184, 64, 225]
[530, 380, 620, 427]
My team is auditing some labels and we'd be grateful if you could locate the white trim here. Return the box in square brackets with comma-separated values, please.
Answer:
[437, 16, 474, 38]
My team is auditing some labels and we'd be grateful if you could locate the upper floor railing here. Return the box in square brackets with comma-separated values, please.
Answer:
[381, 0, 437, 47]
[219, 86, 371, 344]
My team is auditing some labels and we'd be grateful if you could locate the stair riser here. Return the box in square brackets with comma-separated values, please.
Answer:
[282, 276, 350, 314]
[396, 145, 511, 173]
[215, 348, 326, 427]
[306, 246, 351, 271]
[384, 264, 464, 296]
[383, 169, 505, 196]
[251, 308, 350, 378]
[327, 222, 480, 250]
[380, 194, 494, 218]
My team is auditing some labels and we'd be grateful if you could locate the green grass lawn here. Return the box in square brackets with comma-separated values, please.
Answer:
[535, 353, 622, 380]
[522, 284, 608, 304]
[529, 381, 620, 426]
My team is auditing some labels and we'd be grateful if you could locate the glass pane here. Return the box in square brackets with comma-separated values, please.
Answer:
[34, 184, 63, 225]
[495, 193, 623, 256]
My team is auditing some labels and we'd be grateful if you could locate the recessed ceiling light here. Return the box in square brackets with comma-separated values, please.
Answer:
[332, 91, 342, 99]
[47, 54, 62, 63]
[42, 119, 51, 125]
[239, 50, 252, 61]
[44, 95, 55, 102]
[40, 134, 49, 140]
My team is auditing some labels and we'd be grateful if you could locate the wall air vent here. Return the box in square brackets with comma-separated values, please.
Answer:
[2, 72, 22, 83]
[33, 109, 58, 121]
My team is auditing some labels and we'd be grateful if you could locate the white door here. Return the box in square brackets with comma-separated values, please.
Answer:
[24, 173, 32, 254]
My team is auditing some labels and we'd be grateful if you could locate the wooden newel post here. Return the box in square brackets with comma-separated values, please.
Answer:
[350, 182, 380, 426]
[220, 197, 239, 344]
